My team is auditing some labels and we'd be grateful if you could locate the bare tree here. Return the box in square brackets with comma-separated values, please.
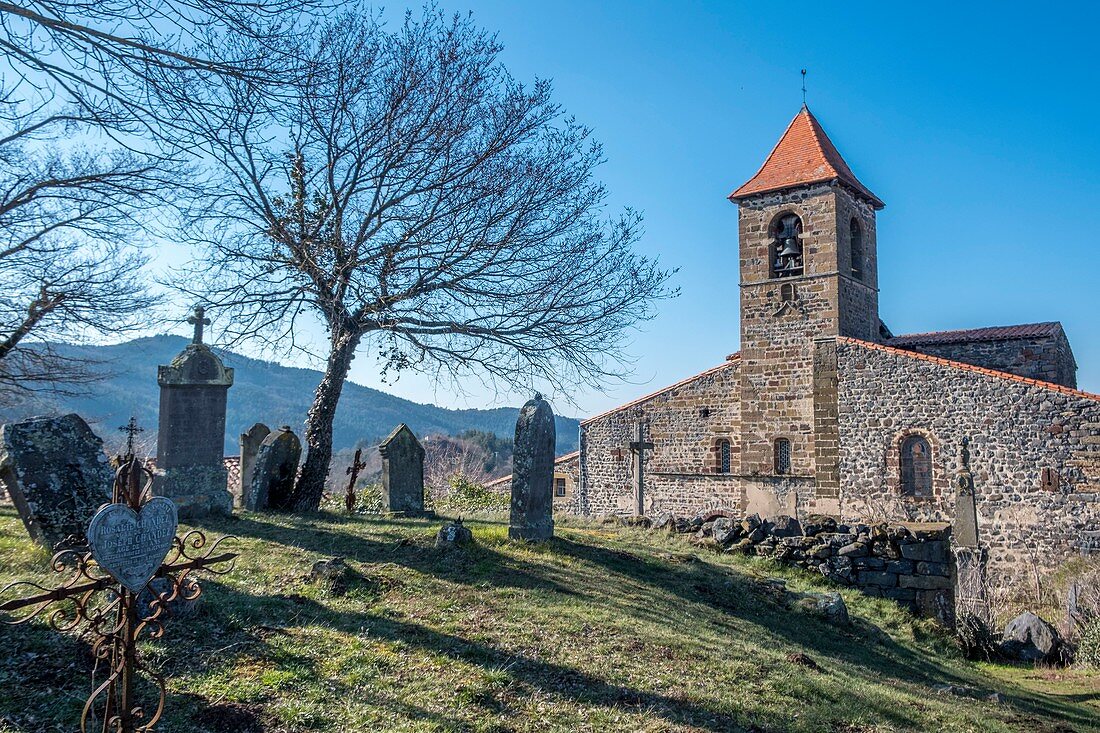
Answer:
[171, 7, 675, 510]
[0, 0, 321, 396]
[0, 103, 162, 395]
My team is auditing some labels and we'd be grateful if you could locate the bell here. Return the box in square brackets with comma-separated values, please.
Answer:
[778, 237, 802, 258]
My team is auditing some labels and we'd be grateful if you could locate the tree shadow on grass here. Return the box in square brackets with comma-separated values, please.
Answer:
[179, 513, 1097, 731]
[196, 512, 579, 598]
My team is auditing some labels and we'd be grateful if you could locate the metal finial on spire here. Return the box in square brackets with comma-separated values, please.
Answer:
[801, 69, 807, 106]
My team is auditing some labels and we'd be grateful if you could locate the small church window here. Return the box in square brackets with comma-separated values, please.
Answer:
[554, 477, 567, 497]
[900, 435, 933, 497]
[774, 438, 791, 475]
[771, 214, 803, 279]
[1041, 467, 1059, 492]
[717, 439, 731, 474]
[850, 218, 863, 280]
[780, 283, 795, 302]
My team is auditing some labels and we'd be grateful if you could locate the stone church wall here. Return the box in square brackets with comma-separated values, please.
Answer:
[898, 333, 1077, 389]
[578, 359, 742, 517]
[835, 338, 1100, 575]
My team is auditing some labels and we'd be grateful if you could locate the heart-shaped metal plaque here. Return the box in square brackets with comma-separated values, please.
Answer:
[87, 498, 179, 593]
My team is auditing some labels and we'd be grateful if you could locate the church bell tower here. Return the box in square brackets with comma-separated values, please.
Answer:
[729, 106, 884, 508]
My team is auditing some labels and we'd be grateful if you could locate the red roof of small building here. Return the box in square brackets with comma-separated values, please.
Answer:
[729, 106, 884, 209]
[887, 322, 1063, 348]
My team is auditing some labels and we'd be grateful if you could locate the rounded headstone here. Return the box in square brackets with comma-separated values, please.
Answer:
[247, 426, 301, 511]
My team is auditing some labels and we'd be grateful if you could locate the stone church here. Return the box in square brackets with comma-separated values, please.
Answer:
[575, 106, 1100, 574]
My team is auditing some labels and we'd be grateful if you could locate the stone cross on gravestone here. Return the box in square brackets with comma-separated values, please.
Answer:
[188, 306, 211, 344]
[345, 447, 367, 513]
[629, 421, 654, 518]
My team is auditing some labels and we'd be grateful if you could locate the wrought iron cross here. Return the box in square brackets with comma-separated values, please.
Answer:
[187, 306, 211, 344]
[0, 459, 238, 733]
[117, 416, 144, 459]
[345, 448, 367, 513]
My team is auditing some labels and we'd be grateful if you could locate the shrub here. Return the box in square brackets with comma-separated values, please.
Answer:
[1078, 619, 1100, 669]
[435, 474, 508, 514]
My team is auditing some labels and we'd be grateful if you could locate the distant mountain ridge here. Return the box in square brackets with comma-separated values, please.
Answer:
[0, 336, 580, 455]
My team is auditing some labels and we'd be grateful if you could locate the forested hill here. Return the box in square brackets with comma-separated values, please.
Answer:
[0, 336, 580, 455]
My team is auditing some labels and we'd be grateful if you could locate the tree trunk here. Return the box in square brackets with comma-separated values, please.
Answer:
[290, 330, 362, 511]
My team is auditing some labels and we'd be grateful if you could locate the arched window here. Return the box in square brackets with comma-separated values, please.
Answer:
[849, 218, 863, 280]
[900, 435, 933, 497]
[774, 438, 791, 475]
[771, 214, 803, 278]
[780, 282, 795, 302]
[716, 439, 731, 474]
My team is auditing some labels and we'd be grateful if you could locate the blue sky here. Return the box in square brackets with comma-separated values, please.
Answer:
[240, 1, 1100, 416]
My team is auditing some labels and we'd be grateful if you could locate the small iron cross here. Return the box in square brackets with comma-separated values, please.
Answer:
[188, 306, 211, 344]
[117, 416, 144, 459]
[345, 448, 367, 513]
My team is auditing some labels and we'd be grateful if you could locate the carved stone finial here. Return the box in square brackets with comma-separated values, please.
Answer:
[958, 436, 971, 472]
[187, 306, 212, 345]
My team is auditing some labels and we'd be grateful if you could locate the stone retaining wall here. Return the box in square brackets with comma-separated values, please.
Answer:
[673, 511, 953, 621]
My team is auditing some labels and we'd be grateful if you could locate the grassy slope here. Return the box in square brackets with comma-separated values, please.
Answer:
[0, 506, 1096, 733]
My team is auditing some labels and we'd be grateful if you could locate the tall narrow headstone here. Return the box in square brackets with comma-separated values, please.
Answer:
[152, 306, 234, 517]
[952, 437, 989, 628]
[0, 414, 112, 549]
[247, 426, 301, 511]
[238, 422, 271, 507]
[378, 424, 426, 515]
[509, 394, 555, 541]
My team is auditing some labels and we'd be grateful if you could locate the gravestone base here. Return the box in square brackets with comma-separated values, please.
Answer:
[153, 466, 232, 518]
[508, 518, 554, 542]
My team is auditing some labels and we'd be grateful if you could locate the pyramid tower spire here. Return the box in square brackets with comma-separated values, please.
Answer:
[730, 106, 883, 209]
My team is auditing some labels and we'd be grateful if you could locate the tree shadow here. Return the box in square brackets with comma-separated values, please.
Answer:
[196, 512, 578, 598]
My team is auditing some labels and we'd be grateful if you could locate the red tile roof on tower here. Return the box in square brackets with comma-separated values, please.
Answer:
[729, 106, 884, 209]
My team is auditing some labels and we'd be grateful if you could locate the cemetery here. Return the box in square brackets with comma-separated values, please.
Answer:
[0, 328, 1095, 730]
[0, 2, 1098, 731]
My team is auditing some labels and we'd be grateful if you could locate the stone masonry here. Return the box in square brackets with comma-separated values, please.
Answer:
[573, 105, 1099, 586]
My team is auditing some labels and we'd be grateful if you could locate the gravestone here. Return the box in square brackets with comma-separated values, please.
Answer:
[952, 437, 988, 628]
[378, 424, 426, 515]
[509, 394, 556, 541]
[246, 426, 301, 511]
[237, 423, 270, 507]
[152, 307, 234, 517]
[953, 438, 979, 548]
[87, 496, 178, 592]
[0, 414, 113, 550]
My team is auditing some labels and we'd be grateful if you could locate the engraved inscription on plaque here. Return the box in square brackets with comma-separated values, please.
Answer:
[87, 498, 179, 592]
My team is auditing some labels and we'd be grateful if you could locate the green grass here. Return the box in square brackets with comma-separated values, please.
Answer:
[0, 506, 1096, 732]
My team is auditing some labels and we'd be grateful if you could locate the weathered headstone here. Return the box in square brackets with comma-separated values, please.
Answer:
[0, 414, 112, 550]
[509, 393, 556, 541]
[152, 306, 234, 517]
[952, 436, 989, 629]
[953, 438, 979, 548]
[378, 424, 426, 515]
[246, 426, 301, 511]
[237, 422, 270, 507]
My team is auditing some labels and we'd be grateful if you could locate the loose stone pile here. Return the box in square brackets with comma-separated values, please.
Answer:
[646, 510, 954, 619]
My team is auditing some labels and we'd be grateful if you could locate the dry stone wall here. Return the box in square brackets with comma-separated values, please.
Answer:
[663, 511, 953, 621]
[835, 338, 1100, 575]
